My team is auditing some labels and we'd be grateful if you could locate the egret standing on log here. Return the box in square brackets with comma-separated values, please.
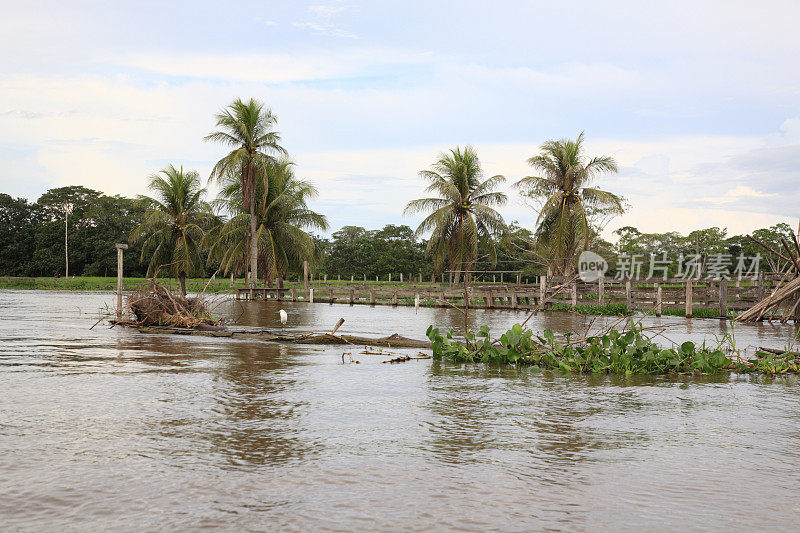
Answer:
[278, 309, 287, 328]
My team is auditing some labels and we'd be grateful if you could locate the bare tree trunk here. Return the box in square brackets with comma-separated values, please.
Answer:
[249, 196, 258, 290]
[179, 273, 187, 297]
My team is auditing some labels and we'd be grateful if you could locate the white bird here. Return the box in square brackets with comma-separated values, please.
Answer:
[278, 309, 288, 328]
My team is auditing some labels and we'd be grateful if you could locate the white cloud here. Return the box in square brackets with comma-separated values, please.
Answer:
[698, 185, 777, 205]
[293, 1, 357, 39]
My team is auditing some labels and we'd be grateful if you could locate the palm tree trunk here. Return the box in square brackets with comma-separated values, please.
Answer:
[249, 195, 258, 292]
[179, 272, 187, 297]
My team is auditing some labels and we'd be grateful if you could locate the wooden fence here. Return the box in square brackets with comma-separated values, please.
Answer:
[237, 274, 785, 319]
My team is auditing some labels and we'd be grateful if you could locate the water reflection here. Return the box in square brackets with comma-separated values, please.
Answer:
[205, 342, 318, 468]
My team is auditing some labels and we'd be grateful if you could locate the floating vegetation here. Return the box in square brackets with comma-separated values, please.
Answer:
[426, 321, 800, 375]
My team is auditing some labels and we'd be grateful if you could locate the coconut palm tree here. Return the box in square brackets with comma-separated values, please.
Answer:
[208, 158, 328, 286]
[404, 146, 507, 282]
[205, 98, 286, 290]
[131, 165, 214, 296]
[516, 132, 623, 275]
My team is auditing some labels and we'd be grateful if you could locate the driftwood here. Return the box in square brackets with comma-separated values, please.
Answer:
[737, 220, 800, 323]
[757, 346, 800, 358]
[129, 325, 431, 349]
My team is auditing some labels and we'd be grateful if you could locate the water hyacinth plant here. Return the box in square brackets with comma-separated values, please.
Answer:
[426, 321, 800, 375]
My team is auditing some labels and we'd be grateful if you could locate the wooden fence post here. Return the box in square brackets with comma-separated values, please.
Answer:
[324, 274, 327, 283]
[440, 292, 446, 307]
[392, 291, 398, 306]
[291, 288, 296, 302]
[349, 288, 354, 304]
[655, 283, 662, 317]
[685, 280, 693, 318]
[539, 275, 547, 305]
[400, 273, 403, 283]
[115, 243, 127, 319]
[485, 291, 492, 308]
[625, 281, 632, 310]
[329, 288, 334, 304]
[511, 291, 518, 310]
[369, 290, 375, 305]
[598, 277, 604, 304]
[309, 288, 314, 304]
[719, 279, 728, 317]
[303, 260, 308, 289]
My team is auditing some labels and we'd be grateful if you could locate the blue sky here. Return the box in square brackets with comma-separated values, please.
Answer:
[1, 0, 799, 239]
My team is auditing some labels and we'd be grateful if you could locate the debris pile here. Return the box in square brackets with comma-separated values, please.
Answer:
[737, 222, 800, 323]
[127, 282, 219, 329]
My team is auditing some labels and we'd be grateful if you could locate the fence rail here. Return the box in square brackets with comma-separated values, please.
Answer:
[236, 274, 788, 319]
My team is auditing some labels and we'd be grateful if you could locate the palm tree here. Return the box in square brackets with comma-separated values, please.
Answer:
[205, 98, 286, 290]
[131, 165, 214, 296]
[208, 158, 328, 286]
[516, 132, 624, 275]
[404, 146, 507, 283]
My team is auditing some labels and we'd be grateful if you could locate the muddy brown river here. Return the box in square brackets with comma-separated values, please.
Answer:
[1, 290, 799, 531]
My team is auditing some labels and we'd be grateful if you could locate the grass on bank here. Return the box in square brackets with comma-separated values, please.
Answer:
[426, 321, 800, 375]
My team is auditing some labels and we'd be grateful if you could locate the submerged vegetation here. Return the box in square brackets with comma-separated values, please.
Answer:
[426, 321, 800, 375]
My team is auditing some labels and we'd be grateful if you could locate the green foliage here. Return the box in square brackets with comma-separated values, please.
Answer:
[516, 132, 623, 275]
[206, 97, 287, 288]
[426, 322, 799, 375]
[208, 157, 327, 282]
[320, 224, 431, 279]
[548, 302, 629, 316]
[130, 165, 215, 294]
[0, 187, 153, 278]
[405, 146, 507, 275]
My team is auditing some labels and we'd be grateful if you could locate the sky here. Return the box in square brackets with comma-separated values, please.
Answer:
[1, 0, 799, 241]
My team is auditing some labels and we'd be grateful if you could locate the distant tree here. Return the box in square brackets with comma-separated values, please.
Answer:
[0, 194, 38, 276]
[727, 223, 795, 273]
[405, 146, 507, 282]
[131, 165, 214, 295]
[206, 98, 286, 291]
[516, 133, 623, 275]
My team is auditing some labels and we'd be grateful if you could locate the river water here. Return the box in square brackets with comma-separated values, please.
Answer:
[1, 290, 799, 531]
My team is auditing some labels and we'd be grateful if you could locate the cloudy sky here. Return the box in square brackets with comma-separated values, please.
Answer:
[2, 0, 799, 239]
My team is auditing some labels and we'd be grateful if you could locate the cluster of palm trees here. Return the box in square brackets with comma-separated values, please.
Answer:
[405, 133, 624, 279]
[132, 98, 328, 295]
[132, 96, 623, 294]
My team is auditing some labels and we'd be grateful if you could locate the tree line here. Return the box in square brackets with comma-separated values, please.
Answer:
[0, 97, 792, 289]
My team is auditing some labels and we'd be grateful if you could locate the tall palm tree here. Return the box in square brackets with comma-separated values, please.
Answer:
[205, 98, 286, 290]
[516, 132, 623, 275]
[404, 146, 507, 282]
[131, 165, 214, 296]
[208, 158, 328, 286]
